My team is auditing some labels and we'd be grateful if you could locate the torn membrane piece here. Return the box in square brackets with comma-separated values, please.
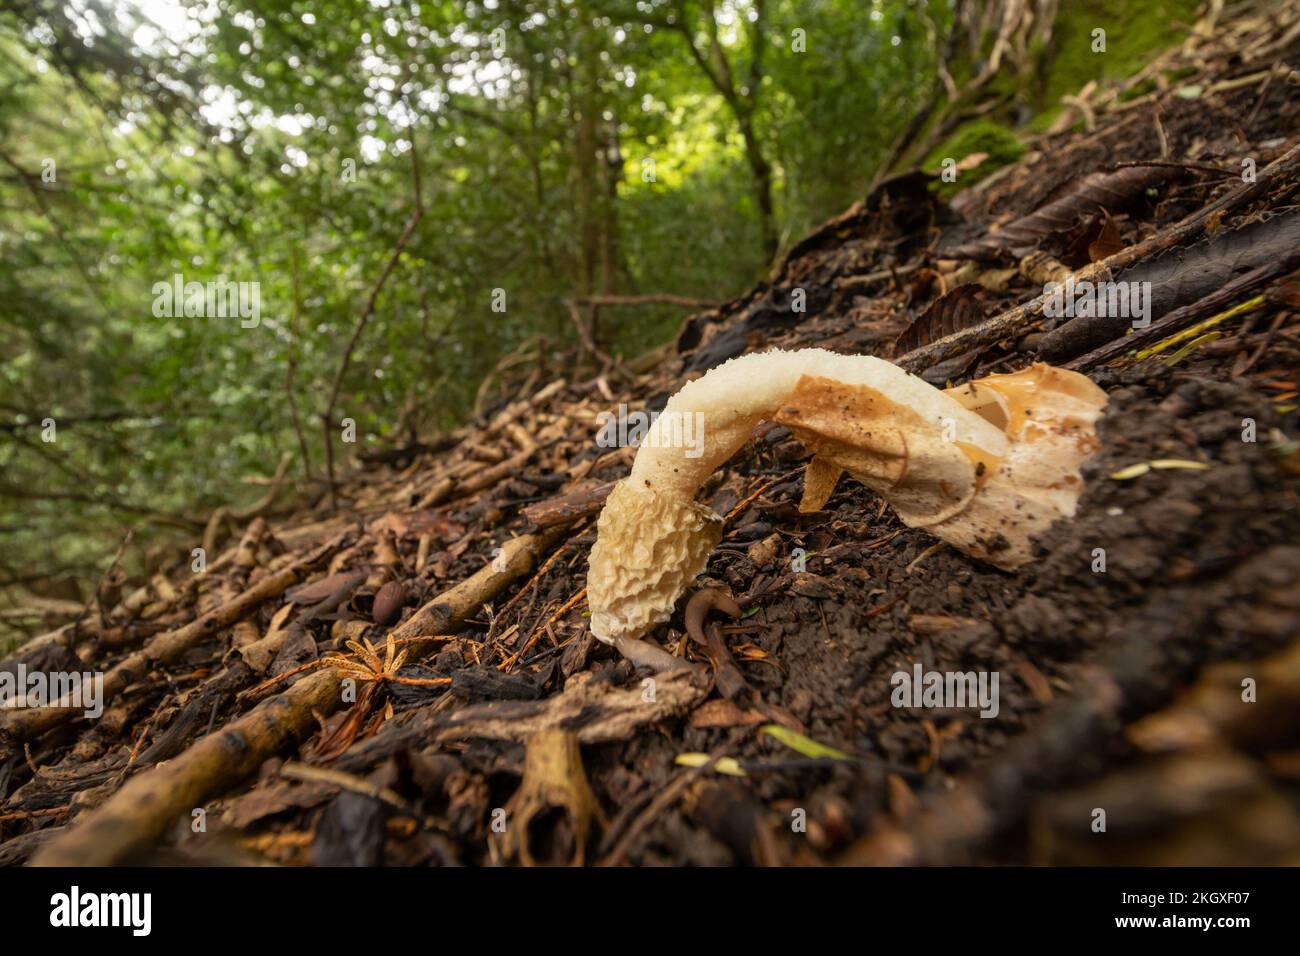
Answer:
[772, 373, 995, 529]
[938, 363, 1106, 564]
[587, 349, 1105, 644]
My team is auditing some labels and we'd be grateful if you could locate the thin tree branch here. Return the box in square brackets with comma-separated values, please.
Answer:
[285, 244, 313, 482]
[572, 293, 718, 308]
[321, 139, 425, 511]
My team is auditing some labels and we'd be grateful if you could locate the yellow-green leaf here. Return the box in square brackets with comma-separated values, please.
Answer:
[760, 724, 853, 760]
[1110, 459, 1210, 480]
[675, 753, 747, 776]
[1109, 462, 1151, 480]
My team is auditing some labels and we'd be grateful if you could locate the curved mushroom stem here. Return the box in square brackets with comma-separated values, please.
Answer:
[628, 349, 1007, 498]
[588, 349, 1106, 644]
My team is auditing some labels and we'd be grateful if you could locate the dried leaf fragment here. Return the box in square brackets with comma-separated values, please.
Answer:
[891, 284, 993, 358]
[947, 164, 1175, 261]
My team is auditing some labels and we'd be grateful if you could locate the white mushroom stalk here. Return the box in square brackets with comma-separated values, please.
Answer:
[587, 348, 1107, 645]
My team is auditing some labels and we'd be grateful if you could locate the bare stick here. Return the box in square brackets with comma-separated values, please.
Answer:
[1065, 256, 1298, 370]
[522, 481, 615, 528]
[31, 667, 343, 866]
[565, 297, 613, 366]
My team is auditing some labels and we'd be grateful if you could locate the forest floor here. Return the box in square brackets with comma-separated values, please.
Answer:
[2, 7, 1300, 866]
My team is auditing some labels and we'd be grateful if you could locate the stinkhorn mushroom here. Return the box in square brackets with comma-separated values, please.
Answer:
[587, 348, 1106, 644]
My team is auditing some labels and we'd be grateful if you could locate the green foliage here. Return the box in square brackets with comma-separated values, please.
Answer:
[1041, 0, 1199, 111]
[0, 0, 946, 616]
[923, 118, 1025, 190]
[1025, 0, 1201, 132]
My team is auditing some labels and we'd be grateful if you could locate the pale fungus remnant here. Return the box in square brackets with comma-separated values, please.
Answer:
[492, 729, 606, 866]
[587, 348, 1107, 645]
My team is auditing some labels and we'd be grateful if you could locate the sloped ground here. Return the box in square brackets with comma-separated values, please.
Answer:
[3, 5, 1300, 866]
